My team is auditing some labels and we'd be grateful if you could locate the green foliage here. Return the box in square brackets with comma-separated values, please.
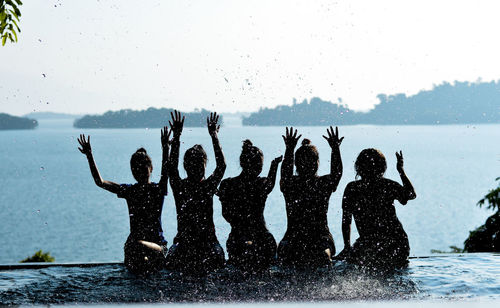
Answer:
[0, 0, 22, 46]
[477, 177, 500, 212]
[20, 250, 55, 263]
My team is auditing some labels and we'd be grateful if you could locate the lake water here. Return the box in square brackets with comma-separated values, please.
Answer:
[0, 118, 499, 263]
[0, 118, 499, 303]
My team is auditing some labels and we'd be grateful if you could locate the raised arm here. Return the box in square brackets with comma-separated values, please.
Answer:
[264, 155, 283, 194]
[207, 112, 226, 184]
[78, 134, 120, 194]
[337, 185, 353, 259]
[396, 151, 417, 203]
[168, 110, 184, 189]
[322, 126, 344, 191]
[159, 126, 171, 194]
[280, 127, 301, 191]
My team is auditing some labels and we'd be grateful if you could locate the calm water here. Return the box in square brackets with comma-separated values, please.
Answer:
[0, 119, 499, 264]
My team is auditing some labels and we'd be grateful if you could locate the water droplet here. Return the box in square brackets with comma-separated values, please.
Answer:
[40, 166, 44, 170]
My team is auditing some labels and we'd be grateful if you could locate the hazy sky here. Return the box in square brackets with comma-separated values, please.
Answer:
[2, 0, 500, 116]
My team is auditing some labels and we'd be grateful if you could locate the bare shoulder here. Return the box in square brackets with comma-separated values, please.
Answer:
[344, 180, 361, 191]
[381, 177, 402, 188]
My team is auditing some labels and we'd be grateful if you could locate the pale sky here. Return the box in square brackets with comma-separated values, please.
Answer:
[2, 0, 500, 116]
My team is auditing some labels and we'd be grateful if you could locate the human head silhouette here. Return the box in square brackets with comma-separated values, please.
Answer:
[355, 148, 387, 179]
[240, 139, 263, 177]
[295, 139, 319, 176]
[184, 144, 207, 181]
[130, 148, 153, 183]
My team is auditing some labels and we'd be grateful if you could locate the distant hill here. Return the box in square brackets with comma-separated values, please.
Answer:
[74, 108, 222, 128]
[0, 113, 38, 130]
[243, 81, 500, 126]
[24, 112, 81, 120]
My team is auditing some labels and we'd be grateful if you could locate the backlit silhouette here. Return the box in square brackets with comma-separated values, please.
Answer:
[166, 111, 226, 273]
[218, 140, 282, 271]
[77, 128, 170, 273]
[278, 126, 343, 267]
[339, 149, 417, 268]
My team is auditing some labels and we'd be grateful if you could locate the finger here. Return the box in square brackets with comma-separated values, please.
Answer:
[87, 135, 90, 143]
[336, 126, 339, 137]
[207, 116, 209, 126]
[339, 137, 344, 143]
[216, 114, 219, 123]
[297, 134, 302, 141]
[182, 116, 185, 124]
[282, 135, 286, 142]
[286, 127, 289, 136]
[78, 147, 84, 153]
[217, 124, 220, 131]
[323, 135, 328, 141]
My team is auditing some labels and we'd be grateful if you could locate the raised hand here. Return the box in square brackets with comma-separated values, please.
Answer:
[323, 126, 344, 148]
[207, 112, 220, 137]
[272, 155, 283, 165]
[282, 127, 301, 149]
[77, 134, 92, 155]
[396, 150, 404, 173]
[161, 126, 171, 149]
[169, 110, 184, 136]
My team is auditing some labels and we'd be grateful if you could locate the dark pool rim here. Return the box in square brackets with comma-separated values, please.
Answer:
[1, 253, 497, 271]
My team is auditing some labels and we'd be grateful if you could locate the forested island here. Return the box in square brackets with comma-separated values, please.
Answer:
[243, 81, 500, 126]
[0, 113, 38, 130]
[74, 108, 222, 128]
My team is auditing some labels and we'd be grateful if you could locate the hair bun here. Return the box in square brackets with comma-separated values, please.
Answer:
[301, 139, 311, 146]
[136, 147, 147, 154]
[242, 139, 253, 149]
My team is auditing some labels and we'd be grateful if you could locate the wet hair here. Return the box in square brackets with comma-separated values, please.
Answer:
[183, 144, 208, 176]
[240, 140, 264, 172]
[295, 139, 319, 176]
[355, 148, 387, 179]
[130, 148, 153, 182]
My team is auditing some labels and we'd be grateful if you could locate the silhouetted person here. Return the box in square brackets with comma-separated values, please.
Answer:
[77, 128, 171, 273]
[217, 140, 283, 271]
[339, 149, 416, 268]
[278, 126, 343, 267]
[166, 111, 226, 273]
